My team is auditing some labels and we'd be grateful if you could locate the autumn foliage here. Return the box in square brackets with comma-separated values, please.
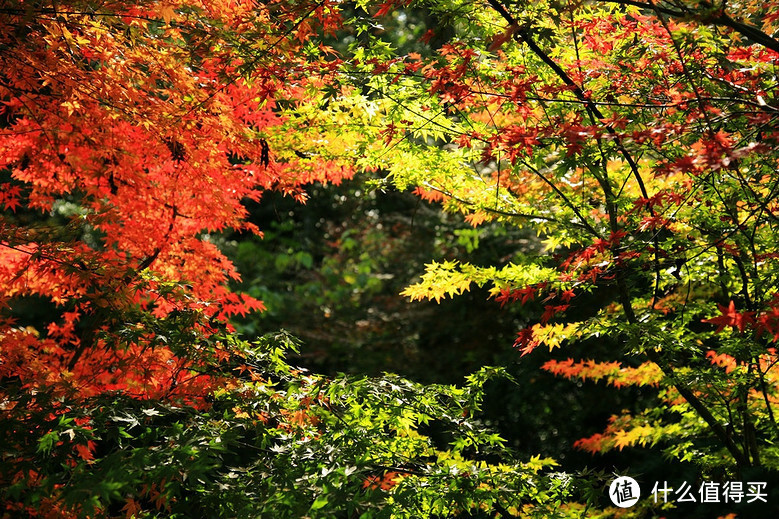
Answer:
[1, 0, 350, 399]
[370, 0, 779, 490]
[5, 0, 779, 516]
[0, 0, 354, 514]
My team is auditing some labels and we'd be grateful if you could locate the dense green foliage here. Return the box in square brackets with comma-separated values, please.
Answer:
[3, 332, 584, 518]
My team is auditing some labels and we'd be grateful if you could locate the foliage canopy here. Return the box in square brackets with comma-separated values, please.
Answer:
[3, 0, 779, 517]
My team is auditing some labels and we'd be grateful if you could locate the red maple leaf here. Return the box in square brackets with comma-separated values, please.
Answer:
[703, 301, 755, 333]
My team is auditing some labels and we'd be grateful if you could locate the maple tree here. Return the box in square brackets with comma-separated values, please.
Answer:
[7, 0, 779, 516]
[346, 0, 779, 511]
[0, 1, 591, 518]
[0, 0, 357, 401]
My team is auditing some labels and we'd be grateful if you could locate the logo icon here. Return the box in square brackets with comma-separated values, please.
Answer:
[609, 476, 640, 508]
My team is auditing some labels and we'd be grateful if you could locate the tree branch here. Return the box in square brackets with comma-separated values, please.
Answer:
[484, 0, 651, 201]
[600, 0, 779, 55]
[424, 183, 595, 231]
[483, 0, 749, 467]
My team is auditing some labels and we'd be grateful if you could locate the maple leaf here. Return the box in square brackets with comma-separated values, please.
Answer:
[573, 433, 608, 454]
[559, 289, 576, 302]
[704, 301, 755, 333]
[612, 429, 632, 450]
[540, 304, 569, 324]
[121, 498, 143, 518]
[74, 441, 95, 462]
[514, 327, 538, 356]
[706, 350, 739, 374]
[541, 358, 577, 378]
